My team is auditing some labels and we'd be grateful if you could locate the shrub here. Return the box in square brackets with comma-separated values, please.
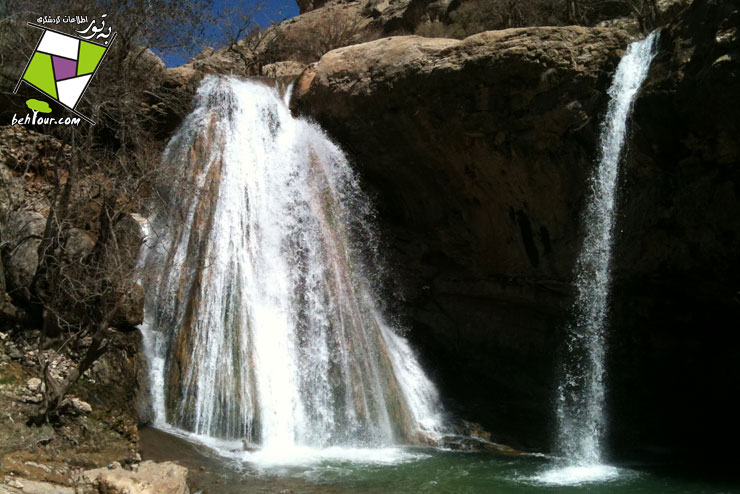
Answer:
[278, 7, 381, 63]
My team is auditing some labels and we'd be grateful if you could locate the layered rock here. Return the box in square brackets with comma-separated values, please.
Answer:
[292, 26, 631, 449]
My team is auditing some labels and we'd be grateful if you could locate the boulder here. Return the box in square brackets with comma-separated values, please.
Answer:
[2, 211, 46, 293]
[68, 397, 93, 414]
[183, 0, 449, 79]
[0, 161, 24, 220]
[148, 67, 204, 138]
[26, 377, 42, 393]
[76, 461, 188, 494]
[64, 228, 95, 260]
[261, 61, 308, 80]
[162, 67, 201, 89]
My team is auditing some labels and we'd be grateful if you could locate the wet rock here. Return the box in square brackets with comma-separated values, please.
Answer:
[453, 420, 493, 442]
[241, 439, 259, 452]
[105, 214, 147, 329]
[438, 433, 520, 454]
[77, 461, 189, 494]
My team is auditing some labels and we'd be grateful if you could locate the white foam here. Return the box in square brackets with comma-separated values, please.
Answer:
[554, 30, 660, 463]
[242, 445, 428, 468]
[149, 423, 427, 468]
[531, 464, 621, 486]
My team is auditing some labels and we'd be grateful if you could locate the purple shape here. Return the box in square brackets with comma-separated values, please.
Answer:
[52, 56, 77, 81]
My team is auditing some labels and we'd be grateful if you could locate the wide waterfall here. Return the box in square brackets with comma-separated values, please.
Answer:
[541, 32, 659, 484]
[139, 76, 445, 457]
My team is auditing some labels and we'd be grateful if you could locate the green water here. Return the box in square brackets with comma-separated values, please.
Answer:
[140, 428, 739, 494]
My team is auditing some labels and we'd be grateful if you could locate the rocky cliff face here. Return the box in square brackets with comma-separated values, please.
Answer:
[293, 26, 632, 450]
[608, 0, 740, 461]
[292, 0, 740, 460]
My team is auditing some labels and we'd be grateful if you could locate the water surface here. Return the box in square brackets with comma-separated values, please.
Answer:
[141, 427, 739, 494]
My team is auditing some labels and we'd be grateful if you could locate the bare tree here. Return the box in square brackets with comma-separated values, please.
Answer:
[414, 0, 663, 38]
[0, 0, 209, 423]
[221, 3, 283, 76]
[567, 0, 661, 29]
[17, 98, 179, 421]
[278, 7, 379, 63]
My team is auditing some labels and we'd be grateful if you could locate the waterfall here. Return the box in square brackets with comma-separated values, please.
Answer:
[139, 76, 445, 456]
[546, 32, 659, 482]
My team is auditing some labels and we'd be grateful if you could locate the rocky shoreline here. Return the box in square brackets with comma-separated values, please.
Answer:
[0, 327, 185, 494]
[1, 460, 188, 494]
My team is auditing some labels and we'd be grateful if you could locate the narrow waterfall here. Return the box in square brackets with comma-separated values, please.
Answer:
[551, 32, 659, 477]
[139, 76, 445, 454]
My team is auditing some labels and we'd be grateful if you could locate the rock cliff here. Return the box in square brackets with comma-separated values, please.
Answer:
[608, 0, 740, 461]
[293, 25, 632, 450]
[292, 0, 740, 460]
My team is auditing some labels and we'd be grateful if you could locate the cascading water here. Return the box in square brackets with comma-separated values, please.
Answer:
[139, 75, 445, 459]
[540, 32, 659, 484]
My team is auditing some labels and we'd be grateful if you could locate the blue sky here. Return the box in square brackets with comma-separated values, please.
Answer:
[159, 0, 300, 67]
